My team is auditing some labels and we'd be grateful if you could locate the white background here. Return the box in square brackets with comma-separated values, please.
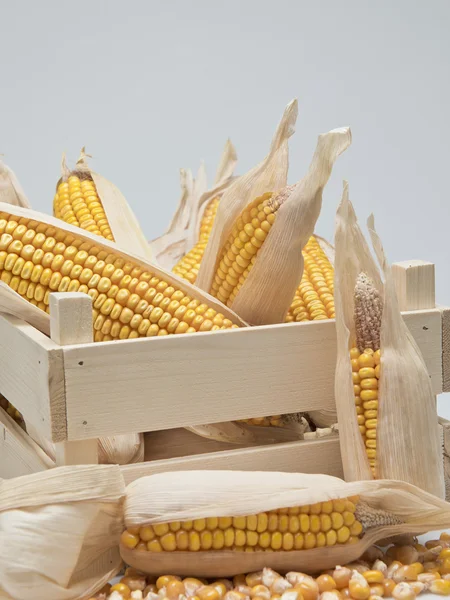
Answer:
[1, 0, 450, 416]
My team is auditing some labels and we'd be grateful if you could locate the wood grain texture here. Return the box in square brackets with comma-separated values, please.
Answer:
[50, 293, 98, 464]
[122, 435, 342, 485]
[0, 408, 54, 478]
[441, 307, 450, 393]
[143, 426, 306, 461]
[62, 309, 443, 440]
[391, 260, 435, 311]
[0, 313, 65, 442]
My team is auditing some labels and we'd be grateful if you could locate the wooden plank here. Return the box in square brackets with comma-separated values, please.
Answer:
[143, 426, 306, 461]
[442, 307, 450, 393]
[62, 308, 444, 440]
[49, 293, 99, 465]
[0, 408, 54, 478]
[392, 260, 435, 311]
[121, 436, 342, 485]
[0, 313, 65, 442]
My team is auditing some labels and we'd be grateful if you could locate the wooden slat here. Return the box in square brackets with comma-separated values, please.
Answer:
[392, 260, 436, 311]
[121, 436, 342, 485]
[62, 308, 444, 440]
[0, 313, 65, 442]
[50, 293, 99, 465]
[0, 408, 54, 478]
[442, 307, 450, 393]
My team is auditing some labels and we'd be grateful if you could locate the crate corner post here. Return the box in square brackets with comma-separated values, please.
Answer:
[50, 292, 99, 466]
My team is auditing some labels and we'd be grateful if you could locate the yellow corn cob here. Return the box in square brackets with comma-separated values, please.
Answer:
[121, 499, 402, 555]
[209, 191, 285, 306]
[285, 236, 335, 322]
[121, 497, 365, 553]
[54, 173, 114, 241]
[351, 347, 381, 476]
[0, 210, 240, 341]
[173, 196, 220, 284]
[350, 273, 383, 476]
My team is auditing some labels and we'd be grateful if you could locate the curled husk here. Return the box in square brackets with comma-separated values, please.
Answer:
[197, 101, 351, 325]
[0, 157, 31, 208]
[0, 465, 125, 600]
[334, 181, 444, 497]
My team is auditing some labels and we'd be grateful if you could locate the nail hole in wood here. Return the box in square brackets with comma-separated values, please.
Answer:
[83, 420, 87, 425]
[423, 326, 429, 330]
[78, 361, 84, 366]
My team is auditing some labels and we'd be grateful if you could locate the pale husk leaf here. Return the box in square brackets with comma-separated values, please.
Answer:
[334, 183, 444, 497]
[367, 215, 444, 498]
[196, 99, 298, 292]
[186, 139, 238, 250]
[74, 148, 153, 261]
[231, 127, 351, 325]
[0, 157, 31, 208]
[150, 166, 205, 269]
[122, 470, 450, 577]
[0, 465, 125, 600]
[164, 168, 194, 235]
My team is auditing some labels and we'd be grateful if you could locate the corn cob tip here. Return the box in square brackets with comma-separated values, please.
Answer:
[354, 272, 383, 353]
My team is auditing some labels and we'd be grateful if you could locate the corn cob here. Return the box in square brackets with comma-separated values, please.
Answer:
[209, 190, 288, 306]
[285, 236, 335, 322]
[120, 496, 405, 554]
[0, 207, 241, 341]
[172, 196, 220, 284]
[54, 165, 114, 241]
[350, 273, 383, 476]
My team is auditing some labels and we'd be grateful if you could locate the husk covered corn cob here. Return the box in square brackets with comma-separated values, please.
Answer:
[121, 470, 450, 577]
[334, 182, 444, 497]
[196, 99, 350, 326]
[53, 149, 152, 260]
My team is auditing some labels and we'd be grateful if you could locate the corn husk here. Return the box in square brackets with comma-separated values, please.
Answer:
[0, 157, 31, 208]
[61, 148, 152, 261]
[121, 470, 450, 577]
[185, 139, 238, 251]
[196, 100, 297, 296]
[197, 108, 350, 325]
[0, 465, 125, 600]
[334, 181, 444, 497]
[149, 166, 199, 269]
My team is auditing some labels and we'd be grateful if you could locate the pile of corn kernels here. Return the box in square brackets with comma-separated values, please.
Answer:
[89, 533, 450, 600]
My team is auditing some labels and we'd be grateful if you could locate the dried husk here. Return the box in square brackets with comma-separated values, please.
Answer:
[196, 99, 298, 296]
[66, 148, 152, 261]
[185, 139, 238, 251]
[121, 470, 450, 577]
[0, 157, 31, 208]
[149, 167, 198, 269]
[0, 465, 125, 600]
[334, 182, 444, 498]
[197, 117, 351, 325]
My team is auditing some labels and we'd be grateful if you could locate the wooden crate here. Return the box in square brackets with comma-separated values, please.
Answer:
[0, 260, 449, 485]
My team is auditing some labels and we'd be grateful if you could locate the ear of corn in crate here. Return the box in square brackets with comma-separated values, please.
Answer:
[334, 182, 444, 498]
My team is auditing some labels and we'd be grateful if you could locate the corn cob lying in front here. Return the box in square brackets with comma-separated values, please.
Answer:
[350, 273, 383, 477]
[0, 205, 242, 341]
[121, 496, 400, 554]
